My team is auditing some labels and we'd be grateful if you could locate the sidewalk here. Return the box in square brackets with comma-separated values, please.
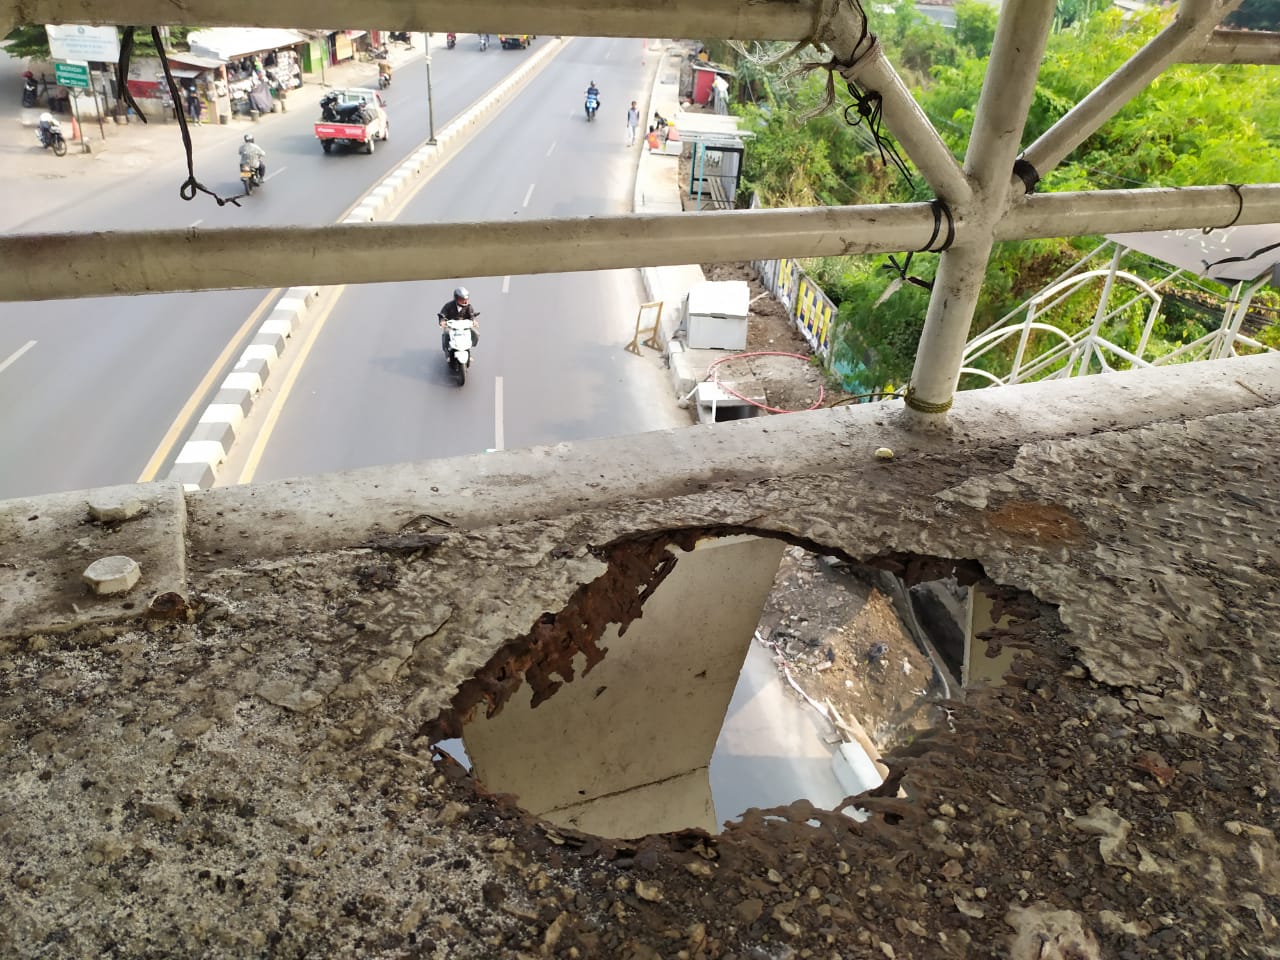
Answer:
[0, 39, 427, 231]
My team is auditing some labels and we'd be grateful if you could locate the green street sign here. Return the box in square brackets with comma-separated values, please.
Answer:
[54, 61, 90, 89]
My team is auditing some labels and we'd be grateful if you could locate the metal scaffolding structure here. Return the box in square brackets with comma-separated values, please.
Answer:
[2, 0, 1277, 423]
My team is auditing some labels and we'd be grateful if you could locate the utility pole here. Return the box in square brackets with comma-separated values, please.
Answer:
[424, 32, 436, 144]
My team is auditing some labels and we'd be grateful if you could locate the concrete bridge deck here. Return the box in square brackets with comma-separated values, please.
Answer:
[2, 351, 1277, 958]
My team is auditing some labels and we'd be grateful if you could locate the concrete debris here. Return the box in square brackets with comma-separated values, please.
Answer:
[81, 554, 141, 595]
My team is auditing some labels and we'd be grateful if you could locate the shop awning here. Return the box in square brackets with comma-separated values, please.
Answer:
[187, 28, 307, 61]
[165, 52, 226, 71]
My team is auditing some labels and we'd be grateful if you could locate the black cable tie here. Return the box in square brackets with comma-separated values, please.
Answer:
[1202, 183, 1243, 235]
[1012, 157, 1040, 194]
[921, 199, 955, 253]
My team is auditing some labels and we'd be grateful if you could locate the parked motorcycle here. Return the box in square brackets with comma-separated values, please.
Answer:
[445, 32, 457, 49]
[389, 31, 412, 45]
[240, 162, 264, 195]
[584, 93, 599, 122]
[479, 33, 489, 51]
[442, 317, 476, 386]
[36, 114, 67, 157]
[22, 71, 38, 108]
[369, 44, 389, 60]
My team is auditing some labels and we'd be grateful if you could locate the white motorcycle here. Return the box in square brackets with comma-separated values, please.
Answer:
[443, 317, 476, 386]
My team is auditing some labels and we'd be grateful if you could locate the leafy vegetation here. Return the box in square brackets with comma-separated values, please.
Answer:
[723, 2, 1280, 389]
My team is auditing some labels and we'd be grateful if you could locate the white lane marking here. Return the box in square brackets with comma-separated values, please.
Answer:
[605, 50, 613, 59]
[494, 376, 505, 451]
[264, 165, 287, 182]
[546, 140, 556, 157]
[0, 340, 36, 376]
[189, 218, 203, 228]
[522, 183, 535, 207]
[501, 275, 510, 294]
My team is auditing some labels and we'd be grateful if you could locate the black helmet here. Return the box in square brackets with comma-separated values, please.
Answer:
[453, 286, 470, 303]
[243, 133, 254, 143]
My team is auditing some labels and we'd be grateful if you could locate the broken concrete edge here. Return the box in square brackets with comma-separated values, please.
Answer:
[178, 351, 1280, 568]
[7, 352, 1276, 641]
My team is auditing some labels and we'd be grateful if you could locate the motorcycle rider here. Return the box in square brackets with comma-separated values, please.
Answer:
[438, 286, 480, 356]
[36, 111, 58, 148]
[238, 133, 266, 180]
[378, 59, 393, 87]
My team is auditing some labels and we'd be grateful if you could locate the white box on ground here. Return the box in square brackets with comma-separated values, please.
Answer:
[685, 280, 749, 350]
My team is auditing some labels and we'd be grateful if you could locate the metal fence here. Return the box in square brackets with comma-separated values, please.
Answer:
[750, 257, 839, 361]
[747, 194, 839, 361]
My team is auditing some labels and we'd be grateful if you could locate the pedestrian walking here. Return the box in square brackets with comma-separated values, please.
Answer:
[626, 100, 640, 146]
[185, 85, 203, 124]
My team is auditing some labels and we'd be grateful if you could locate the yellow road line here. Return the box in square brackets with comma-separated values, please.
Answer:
[136, 288, 281, 482]
[236, 285, 347, 485]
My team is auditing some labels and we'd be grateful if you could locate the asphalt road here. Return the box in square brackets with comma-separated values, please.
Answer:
[0, 38, 548, 500]
[244, 36, 685, 482]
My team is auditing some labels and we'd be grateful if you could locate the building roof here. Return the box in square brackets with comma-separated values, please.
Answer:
[186, 27, 308, 61]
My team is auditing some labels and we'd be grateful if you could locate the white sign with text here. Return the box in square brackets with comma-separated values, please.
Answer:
[45, 25, 121, 62]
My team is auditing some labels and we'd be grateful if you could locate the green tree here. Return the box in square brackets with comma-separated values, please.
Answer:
[954, 0, 998, 57]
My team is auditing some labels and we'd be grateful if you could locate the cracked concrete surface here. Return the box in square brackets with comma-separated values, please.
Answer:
[1, 353, 1278, 958]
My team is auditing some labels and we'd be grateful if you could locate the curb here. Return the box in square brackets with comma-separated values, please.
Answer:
[164, 39, 568, 490]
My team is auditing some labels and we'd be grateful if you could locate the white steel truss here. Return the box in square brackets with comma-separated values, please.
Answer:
[961, 241, 1276, 386]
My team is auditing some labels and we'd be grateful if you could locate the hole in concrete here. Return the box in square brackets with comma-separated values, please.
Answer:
[428, 531, 1014, 841]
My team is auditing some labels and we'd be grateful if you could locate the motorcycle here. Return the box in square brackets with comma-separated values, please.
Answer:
[584, 93, 599, 122]
[442, 317, 476, 386]
[22, 71, 38, 108]
[369, 44, 389, 60]
[240, 162, 264, 195]
[378, 70, 392, 90]
[389, 31, 412, 45]
[479, 33, 489, 51]
[445, 32, 457, 49]
[36, 115, 67, 157]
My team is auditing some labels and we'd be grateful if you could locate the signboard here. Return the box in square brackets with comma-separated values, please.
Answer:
[54, 61, 91, 89]
[46, 24, 120, 62]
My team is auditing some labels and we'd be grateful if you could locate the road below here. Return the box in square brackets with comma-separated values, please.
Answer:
[241, 36, 685, 482]
[0, 37, 549, 500]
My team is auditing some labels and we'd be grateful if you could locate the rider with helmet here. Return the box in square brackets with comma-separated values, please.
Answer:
[238, 133, 266, 179]
[36, 112, 58, 148]
[438, 286, 480, 355]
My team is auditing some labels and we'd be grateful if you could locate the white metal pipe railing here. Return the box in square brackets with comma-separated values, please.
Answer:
[3, 185, 1279, 302]
[837, 43, 973, 203]
[1195, 30, 1280, 65]
[1020, 0, 1245, 181]
[2, 0, 818, 40]
[904, 0, 1062, 416]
